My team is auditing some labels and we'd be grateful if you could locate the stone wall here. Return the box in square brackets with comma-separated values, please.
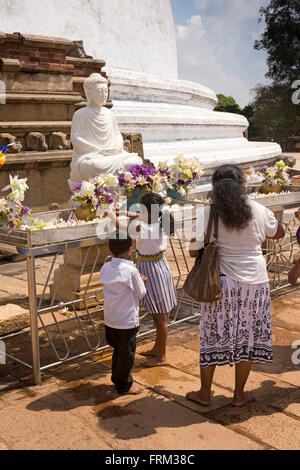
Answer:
[0, 32, 119, 211]
[0, 32, 112, 154]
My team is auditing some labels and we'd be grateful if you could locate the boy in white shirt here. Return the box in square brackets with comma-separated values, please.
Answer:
[100, 231, 147, 395]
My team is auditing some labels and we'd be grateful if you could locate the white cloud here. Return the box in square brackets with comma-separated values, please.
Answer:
[194, 0, 265, 23]
[176, 24, 188, 39]
[174, 0, 269, 106]
[176, 15, 206, 41]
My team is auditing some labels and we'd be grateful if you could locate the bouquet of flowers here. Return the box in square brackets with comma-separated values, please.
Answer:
[158, 154, 204, 197]
[72, 173, 118, 218]
[118, 164, 167, 194]
[0, 175, 32, 229]
[257, 160, 291, 187]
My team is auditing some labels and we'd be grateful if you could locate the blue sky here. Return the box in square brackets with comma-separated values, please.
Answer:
[170, 0, 270, 107]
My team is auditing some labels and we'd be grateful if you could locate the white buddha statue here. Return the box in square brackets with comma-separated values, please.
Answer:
[69, 73, 143, 188]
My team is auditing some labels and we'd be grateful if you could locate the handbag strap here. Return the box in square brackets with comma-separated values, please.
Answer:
[204, 205, 218, 244]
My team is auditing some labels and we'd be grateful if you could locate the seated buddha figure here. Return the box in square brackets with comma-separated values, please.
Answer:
[69, 73, 143, 188]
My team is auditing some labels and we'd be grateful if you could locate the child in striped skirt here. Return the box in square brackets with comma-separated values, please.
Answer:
[133, 193, 177, 367]
[109, 192, 177, 367]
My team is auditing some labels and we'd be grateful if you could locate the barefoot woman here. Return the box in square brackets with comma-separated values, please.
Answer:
[186, 165, 285, 407]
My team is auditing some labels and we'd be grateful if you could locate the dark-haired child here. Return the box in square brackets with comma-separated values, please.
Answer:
[132, 193, 177, 367]
[114, 193, 176, 368]
[100, 232, 147, 395]
[106, 194, 177, 367]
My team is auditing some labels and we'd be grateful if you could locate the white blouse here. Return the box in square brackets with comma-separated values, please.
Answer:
[129, 219, 168, 255]
[190, 200, 279, 285]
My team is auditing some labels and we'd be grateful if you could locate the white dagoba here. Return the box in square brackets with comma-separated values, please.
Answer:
[0, 0, 281, 170]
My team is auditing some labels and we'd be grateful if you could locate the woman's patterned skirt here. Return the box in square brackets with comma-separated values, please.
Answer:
[199, 275, 273, 368]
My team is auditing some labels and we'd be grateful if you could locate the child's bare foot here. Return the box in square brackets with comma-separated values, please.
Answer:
[232, 391, 255, 407]
[121, 384, 144, 395]
[186, 390, 211, 406]
[142, 357, 169, 367]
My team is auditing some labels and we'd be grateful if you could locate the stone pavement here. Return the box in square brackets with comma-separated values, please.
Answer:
[0, 262, 299, 449]
[0, 193, 299, 450]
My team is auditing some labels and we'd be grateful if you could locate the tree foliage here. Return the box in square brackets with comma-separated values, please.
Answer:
[215, 94, 254, 121]
[250, 0, 300, 141]
[248, 83, 300, 139]
[215, 94, 242, 114]
[215, 0, 300, 142]
[254, 0, 300, 85]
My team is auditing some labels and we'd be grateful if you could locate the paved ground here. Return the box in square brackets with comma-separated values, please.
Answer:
[0, 153, 299, 450]
[0, 264, 299, 450]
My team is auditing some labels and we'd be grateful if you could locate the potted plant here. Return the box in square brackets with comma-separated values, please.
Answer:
[158, 154, 204, 200]
[72, 174, 118, 221]
[0, 175, 32, 229]
[258, 160, 291, 194]
[118, 164, 167, 210]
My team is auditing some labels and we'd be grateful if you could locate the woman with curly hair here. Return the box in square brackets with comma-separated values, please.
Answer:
[186, 164, 285, 407]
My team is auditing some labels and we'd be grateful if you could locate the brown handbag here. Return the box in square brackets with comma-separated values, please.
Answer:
[183, 205, 222, 303]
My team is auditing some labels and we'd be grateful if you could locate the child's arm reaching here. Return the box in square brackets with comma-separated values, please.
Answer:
[104, 209, 142, 238]
[115, 209, 140, 219]
[104, 209, 127, 231]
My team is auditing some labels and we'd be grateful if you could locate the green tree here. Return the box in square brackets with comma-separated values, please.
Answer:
[254, 0, 300, 85]
[248, 83, 300, 139]
[241, 105, 255, 121]
[215, 94, 254, 123]
[250, 0, 300, 142]
[215, 94, 242, 114]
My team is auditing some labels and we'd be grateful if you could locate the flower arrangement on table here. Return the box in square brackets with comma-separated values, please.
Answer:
[117, 164, 169, 210]
[257, 160, 291, 193]
[0, 174, 112, 231]
[0, 175, 32, 229]
[158, 154, 204, 199]
[72, 173, 118, 221]
[118, 164, 167, 195]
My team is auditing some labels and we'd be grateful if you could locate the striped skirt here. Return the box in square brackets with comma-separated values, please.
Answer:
[199, 275, 273, 368]
[136, 256, 177, 315]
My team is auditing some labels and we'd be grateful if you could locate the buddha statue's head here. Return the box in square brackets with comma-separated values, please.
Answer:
[84, 73, 109, 109]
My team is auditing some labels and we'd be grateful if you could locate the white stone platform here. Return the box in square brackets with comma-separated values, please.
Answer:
[106, 67, 281, 169]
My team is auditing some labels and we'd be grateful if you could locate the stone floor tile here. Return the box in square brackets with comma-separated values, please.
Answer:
[0, 395, 113, 450]
[270, 388, 300, 418]
[36, 373, 263, 450]
[207, 402, 300, 450]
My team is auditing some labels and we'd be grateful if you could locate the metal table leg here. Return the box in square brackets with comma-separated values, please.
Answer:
[27, 256, 41, 385]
